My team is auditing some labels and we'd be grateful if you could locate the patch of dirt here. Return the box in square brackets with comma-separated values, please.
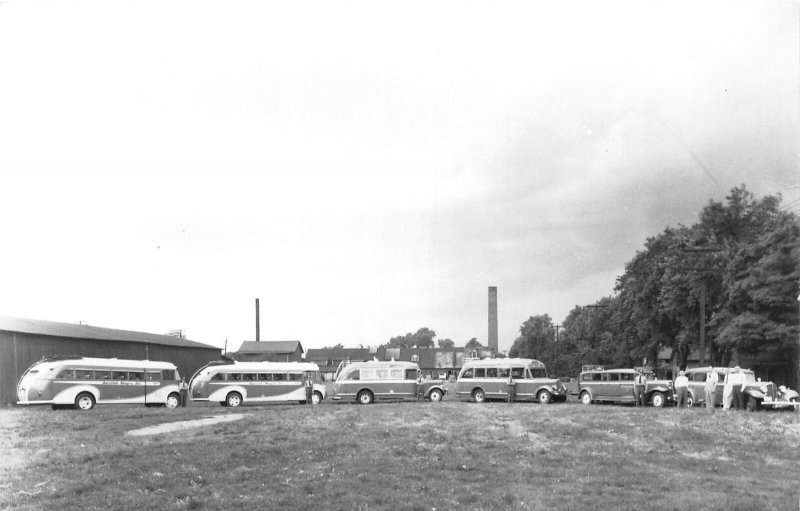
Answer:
[125, 414, 247, 437]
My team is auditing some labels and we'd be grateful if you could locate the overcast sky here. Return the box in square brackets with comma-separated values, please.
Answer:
[1, 0, 797, 354]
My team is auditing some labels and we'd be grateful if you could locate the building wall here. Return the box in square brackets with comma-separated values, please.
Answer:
[0, 330, 221, 407]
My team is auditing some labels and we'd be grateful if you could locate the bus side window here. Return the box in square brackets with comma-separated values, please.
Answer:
[243, 373, 257, 382]
[113, 371, 127, 381]
[486, 368, 498, 378]
[130, 372, 144, 381]
[75, 370, 92, 380]
[498, 368, 510, 378]
[346, 370, 360, 381]
[211, 373, 225, 381]
[273, 373, 287, 382]
[162, 370, 176, 381]
[95, 370, 110, 380]
[229, 373, 242, 382]
[375, 369, 389, 380]
[405, 369, 417, 380]
[511, 368, 524, 379]
[147, 372, 161, 381]
[288, 373, 302, 381]
[390, 369, 404, 380]
[461, 368, 474, 379]
[475, 368, 485, 378]
[257, 373, 270, 381]
[55, 369, 74, 379]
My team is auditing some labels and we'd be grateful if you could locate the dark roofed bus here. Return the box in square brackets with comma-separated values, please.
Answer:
[16, 356, 182, 410]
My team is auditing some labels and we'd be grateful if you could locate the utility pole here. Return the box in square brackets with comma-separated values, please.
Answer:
[554, 325, 561, 376]
[683, 247, 722, 366]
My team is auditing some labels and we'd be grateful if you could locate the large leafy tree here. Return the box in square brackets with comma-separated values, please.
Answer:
[508, 314, 555, 362]
[385, 327, 436, 349]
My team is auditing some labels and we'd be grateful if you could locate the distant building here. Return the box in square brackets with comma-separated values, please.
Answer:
[0, 316, 222, 407]
[233, 340, 304, 362]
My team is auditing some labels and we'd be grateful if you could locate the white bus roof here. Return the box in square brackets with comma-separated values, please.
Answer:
[32, 357, 177, 370]
[344, 360, 419, 369]
[461, 358, 546, 369]
[204, 361, 320, 372]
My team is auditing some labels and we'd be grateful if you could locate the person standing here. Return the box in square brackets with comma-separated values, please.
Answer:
[179, 377, 189, 407]
[507, 371, 516, 403]
[704, 369, 718, 411]
[722, 370, 734, 410]
[634, 369, 647, 407]
[304, 374, 313, 404]
[674, 370, 689, 409]
[730, 366, 743, 411]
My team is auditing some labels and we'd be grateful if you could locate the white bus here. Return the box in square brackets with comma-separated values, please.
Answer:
[188, 361, 326, 407]
[16, 356, 182, 410]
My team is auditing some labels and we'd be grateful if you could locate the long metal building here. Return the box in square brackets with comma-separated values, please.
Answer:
[0, 316, 222, 407]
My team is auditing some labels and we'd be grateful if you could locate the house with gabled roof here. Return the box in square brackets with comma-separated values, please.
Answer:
[233, 340, 304, 362]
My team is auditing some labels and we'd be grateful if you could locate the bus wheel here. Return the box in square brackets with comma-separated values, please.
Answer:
[538, 390, 552, 404]
[686, 394, 694, 408]
[650, 392, 665, 408]
[312, 391, 323, 405]
[165, 393, 180, 409]
[429, 388, 443, 402]
[226, 392, 243, 408]
[472, 389, 485, 403]
[357, 390, 374, 405]
[580, 392, 592, 405]
[75, 393, 95, 411]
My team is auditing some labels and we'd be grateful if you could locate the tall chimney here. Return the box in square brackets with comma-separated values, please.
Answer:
[255, 298, 260, 341]
[488, 286, 498, 353]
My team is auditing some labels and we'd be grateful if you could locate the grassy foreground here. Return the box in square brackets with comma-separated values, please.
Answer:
[1, 400, 799, 511]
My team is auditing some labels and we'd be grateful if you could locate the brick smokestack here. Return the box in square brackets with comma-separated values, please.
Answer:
[488, 286, 498, 353]
[255, 298, 260, 342]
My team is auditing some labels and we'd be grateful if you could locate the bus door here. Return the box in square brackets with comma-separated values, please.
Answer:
[512, 367, 534, 400]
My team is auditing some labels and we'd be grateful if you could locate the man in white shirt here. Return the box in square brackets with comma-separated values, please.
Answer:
[674, 370, 689, 408]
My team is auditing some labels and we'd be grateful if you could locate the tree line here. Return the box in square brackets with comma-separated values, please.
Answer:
[508, 185, 799, 381]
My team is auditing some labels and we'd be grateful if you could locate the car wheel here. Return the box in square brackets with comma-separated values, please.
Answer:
[226, 392, 243, 408]
[538, 390, 552, 404]
[746, 396, 758, 412]
[429, 388, 443, 402]
[580, 392, 592, 405]
[357, 390, 373, 405]
[165, 393, 180, 409]
[686, 394, 694, 408]
[75, 392, 95, 411]
[472, 389, 485, 403]
[650, 392, 665, 408]
[311, 391, 323, 405]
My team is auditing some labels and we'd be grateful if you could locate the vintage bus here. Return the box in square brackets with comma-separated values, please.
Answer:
[188, 361, 325, 407]
[16, 356, 182, 410]
[332, 360, 446, 405]
[455, 358, 568, 404]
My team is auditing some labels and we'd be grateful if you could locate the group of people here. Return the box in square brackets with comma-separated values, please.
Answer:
[672, 366, 747, 410]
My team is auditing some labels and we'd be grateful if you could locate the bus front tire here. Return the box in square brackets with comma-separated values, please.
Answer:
[226, 392, 243, 408]
[311, 391, 323, 405]
[165, 393, 180, 409]
[357, 390, 373, 405]
[429, 388, 443, 402]
[75, 393, 95, 411]
[650, 392, 665, 408]
[538, 390, 552, 404]
[580, 392, 592, 405]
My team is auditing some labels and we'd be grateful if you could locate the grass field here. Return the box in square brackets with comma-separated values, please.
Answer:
[1, 398, 799, 511]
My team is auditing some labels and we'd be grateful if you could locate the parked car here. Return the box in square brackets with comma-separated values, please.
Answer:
[331, 360, 446, 404]
[578, 366, 674, 407]
[683, 366, 799, 411]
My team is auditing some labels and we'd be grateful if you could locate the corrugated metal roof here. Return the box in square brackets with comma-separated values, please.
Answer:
[0, 316, 220, 351]
[236, 340, 303, 354]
